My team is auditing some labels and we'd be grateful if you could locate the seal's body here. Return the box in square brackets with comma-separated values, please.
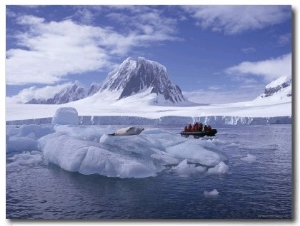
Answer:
[112, 127, 144, 136]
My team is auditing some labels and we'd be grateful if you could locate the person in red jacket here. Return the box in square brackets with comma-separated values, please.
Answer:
[207, 125, 212, 131]
[188, 124, 192, 132]
[194, 122, 199, 131]
[184, 126, 188, 132]
[204, 125, 208, 131]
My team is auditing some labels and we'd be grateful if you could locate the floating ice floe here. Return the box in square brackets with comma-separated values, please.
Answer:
[204, 189, 219, 197]
[172, 159, 206, 177]
[6, 151, 43, 172]
[241, 154, 257, 163]
[207, 161, 229, 174]
[7, 137, 38, 152]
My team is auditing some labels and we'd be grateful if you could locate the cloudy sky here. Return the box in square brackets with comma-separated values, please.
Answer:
[6, 4, 292, 104]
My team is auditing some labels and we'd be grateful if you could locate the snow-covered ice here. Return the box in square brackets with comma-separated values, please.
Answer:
[36, 125, 229, 178]
[5, 105, 288, 178]
[6, 107, 231, 178]
[51, 107, 79, 125]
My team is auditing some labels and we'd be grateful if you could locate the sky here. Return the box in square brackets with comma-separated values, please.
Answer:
[5, 4, 292, 104]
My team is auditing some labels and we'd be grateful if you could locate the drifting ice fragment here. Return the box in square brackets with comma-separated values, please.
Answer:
[172, 159, 207, 177]
[204, 189, 219, 196]
[241, 154, 257, 163]
[7, 137, 38, 152]
[207, 161, 229, 174]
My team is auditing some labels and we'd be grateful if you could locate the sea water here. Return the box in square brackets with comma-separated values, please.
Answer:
[6, 124, 292, 219]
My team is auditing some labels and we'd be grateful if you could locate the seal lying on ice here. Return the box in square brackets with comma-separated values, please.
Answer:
[109, 127, 144, 136]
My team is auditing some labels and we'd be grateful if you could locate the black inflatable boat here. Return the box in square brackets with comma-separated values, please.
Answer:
[180, 129, 217, 139]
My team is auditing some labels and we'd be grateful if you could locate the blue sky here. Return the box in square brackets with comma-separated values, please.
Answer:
[5, 5, 292, 104]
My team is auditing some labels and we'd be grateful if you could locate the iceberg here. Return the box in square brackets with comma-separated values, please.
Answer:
[7, 107, 230, 179]
[35, 124, 228, 178]
[51, 107, 79, 125]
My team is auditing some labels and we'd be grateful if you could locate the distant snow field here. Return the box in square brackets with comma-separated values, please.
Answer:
[6, 58, 292, 123]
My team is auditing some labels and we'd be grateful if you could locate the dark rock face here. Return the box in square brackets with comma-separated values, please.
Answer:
[87, 82, 101, 96]
[264, 80, 291, 97]
[260, 77, 292, 98]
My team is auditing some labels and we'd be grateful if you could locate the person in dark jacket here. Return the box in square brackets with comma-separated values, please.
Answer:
[199, 123, 203, 131]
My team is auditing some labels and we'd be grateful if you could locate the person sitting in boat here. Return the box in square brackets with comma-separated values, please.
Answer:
[184, 125, 188, 132]
[188, 124, 192, 132]
[204, 125, 208, 131]
[199, 123, 203, 131]
[207, 125, 212, 131]
[193, 122, 199, 131]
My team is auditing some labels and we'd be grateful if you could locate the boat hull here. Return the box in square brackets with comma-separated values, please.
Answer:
[180, 129, 217, 138]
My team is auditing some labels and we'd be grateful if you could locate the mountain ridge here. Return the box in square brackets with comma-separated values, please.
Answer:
[24, 58, 292, 105]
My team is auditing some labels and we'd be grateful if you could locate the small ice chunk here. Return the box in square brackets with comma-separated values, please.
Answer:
[204, 189, 219, 196]
[7, 151, 43, 172]
[241, 154, 257, 163]
[20, 124, 54, 139]
[7, 137, 38, 152]
[207, 161, 229, 174]
[172, 159, 206, 177]
[52, 107, 78, 125]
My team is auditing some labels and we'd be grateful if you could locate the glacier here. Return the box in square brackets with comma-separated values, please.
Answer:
[6, 115, 292, 126]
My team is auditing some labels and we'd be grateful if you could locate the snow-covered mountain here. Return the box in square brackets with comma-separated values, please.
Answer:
[26, 57, 187, 105]
[99, 57, 186, 105]
[87, 82, 101, 96]
[255, 76, 292, 101]
[26, 81, 87, 104]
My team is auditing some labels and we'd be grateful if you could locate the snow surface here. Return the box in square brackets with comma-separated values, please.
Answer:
[6, 85, 291, 123]
[266, 76, 290, 89]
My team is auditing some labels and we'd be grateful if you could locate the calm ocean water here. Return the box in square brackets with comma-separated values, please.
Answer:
[6, 124, 292, 219]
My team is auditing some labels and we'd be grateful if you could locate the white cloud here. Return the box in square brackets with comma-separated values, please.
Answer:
[277, 33, 291, 46]
[105, 6, 180, 43]
[6, 9, 180, 86]
[225, 53, 291, 82]
[241, 47, 256, 54]
[6, 83, 72, 104]
[183, 5, 290, 35]
[183, 84, 263, 104]
[6, 16, 114, 85]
